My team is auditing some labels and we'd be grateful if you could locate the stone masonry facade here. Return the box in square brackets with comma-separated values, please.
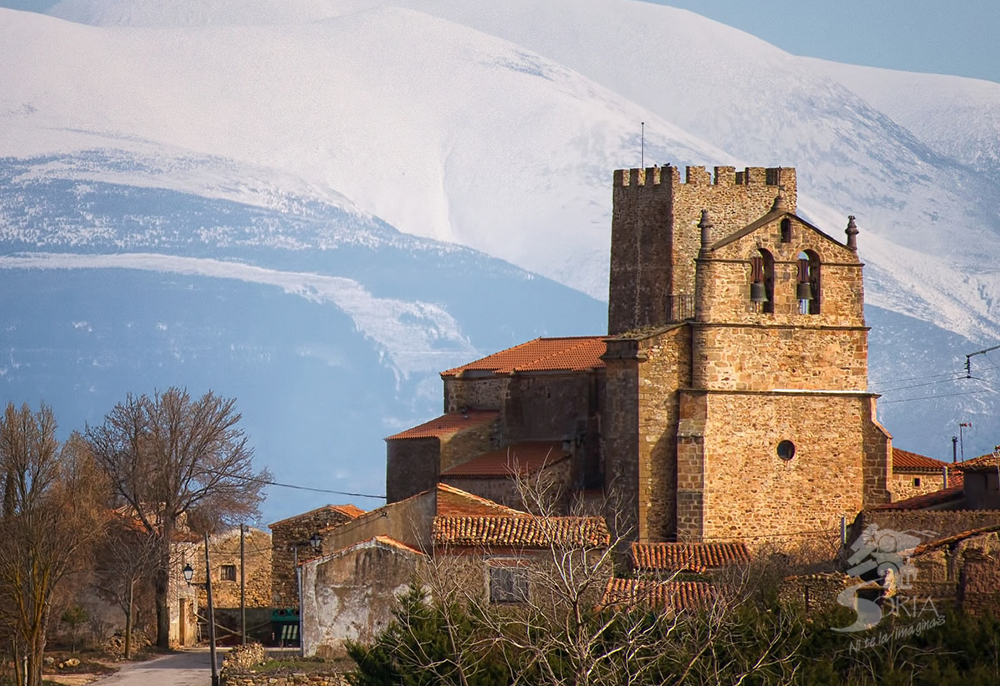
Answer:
[384, 163, 890, 550]
[270, 505, 363, 608]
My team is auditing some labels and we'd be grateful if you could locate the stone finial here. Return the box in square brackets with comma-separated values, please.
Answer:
[846, 215, 859, 251]
[770, 186, 788, 213]
[698, 209, 713, 251]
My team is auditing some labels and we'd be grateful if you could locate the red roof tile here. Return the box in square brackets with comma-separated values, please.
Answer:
[433, 515, 610, 549]
[385, 410, 498, 441]
[955, 453, 1000, 473]
[631, 542, 750, 573]
[436, 484, 525, 517]
[892, 448, 950, 472]
[601, 578, 715, 611]
[441, 441, 567, 478]
[441, 337, 606, 377]
[875, 485, 965, 511]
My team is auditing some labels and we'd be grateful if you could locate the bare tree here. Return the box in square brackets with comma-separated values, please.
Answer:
[91, 516, 159, 659]
[362, 470, 807, 686]
[85, 388, 270, 648]
[0, 405, 107, 686]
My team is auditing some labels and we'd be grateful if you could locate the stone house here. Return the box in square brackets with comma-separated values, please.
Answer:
[269, 504, 365, 609]
[297, 483, 609, 656]
[889, 448, 956, 502]
[169, 526, 272, 645]
[387, 164, 892, 547]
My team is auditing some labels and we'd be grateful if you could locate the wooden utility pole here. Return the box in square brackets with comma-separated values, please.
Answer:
[204, 533, 219, 686]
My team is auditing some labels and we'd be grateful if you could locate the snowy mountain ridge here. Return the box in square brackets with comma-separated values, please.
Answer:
[4, 0, 1000, 516]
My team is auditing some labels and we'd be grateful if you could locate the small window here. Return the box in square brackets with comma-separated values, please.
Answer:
[780, 218, 792, 243]
[777, 440, 796, 461]
[490, 565, 528, 604]
[913, 478, 921, 488]
[220, 564, 237, 582]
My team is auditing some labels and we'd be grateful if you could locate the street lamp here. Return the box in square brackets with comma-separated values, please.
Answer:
[309, 532, 322, 550]
[182, 564, 194, 583]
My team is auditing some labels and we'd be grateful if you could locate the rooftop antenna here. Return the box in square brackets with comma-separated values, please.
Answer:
[640, 122, 644, 168]
[959, 422, 971, 461]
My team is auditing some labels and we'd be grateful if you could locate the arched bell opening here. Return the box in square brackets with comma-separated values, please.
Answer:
[797, 250, 821, 315]
[750, 248, 775, 314]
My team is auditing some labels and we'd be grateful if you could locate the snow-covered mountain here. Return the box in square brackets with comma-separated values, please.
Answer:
[2, 0, 1000, 520]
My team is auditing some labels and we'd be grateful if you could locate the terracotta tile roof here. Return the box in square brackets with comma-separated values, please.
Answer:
[875, 485, 966, 511]
[441, 441, 567, 478]
[433, 515, 610, 549]
[601, 578, 715, 611]
[441, 337, 606, 377]
[269, 503, 365, 528]
[955, 453, 1000, 473]
[892, 448, 950, 472]
[385, 410, 499, 441]
[631, 542, 750, 573]
[369, 535, 426, 556]
[436, 483, 525, 517]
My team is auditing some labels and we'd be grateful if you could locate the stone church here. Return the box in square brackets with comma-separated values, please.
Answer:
[385, 164, 893, 545]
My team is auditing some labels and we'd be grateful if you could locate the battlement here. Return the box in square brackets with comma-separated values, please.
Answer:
[613, 165, 794, 189]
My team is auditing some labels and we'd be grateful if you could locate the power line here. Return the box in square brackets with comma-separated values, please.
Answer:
[873, 375, 968, 394]
[880, 389, 993, 405]
[207, 469, 385, 500]
[868, 369, 965, 387]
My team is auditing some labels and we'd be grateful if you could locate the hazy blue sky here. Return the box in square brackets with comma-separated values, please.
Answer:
[3, 0, 999, 84]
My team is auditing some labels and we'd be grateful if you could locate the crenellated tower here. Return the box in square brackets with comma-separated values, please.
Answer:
[608, 165, 795, 335]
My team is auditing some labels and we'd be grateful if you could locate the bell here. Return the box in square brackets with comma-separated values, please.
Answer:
[796, 281, 813, 301]
[750, 281, 767, 303]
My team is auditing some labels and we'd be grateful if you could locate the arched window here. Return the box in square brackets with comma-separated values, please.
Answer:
[797, 250, 821, 314]
[750, 248, 775, 314]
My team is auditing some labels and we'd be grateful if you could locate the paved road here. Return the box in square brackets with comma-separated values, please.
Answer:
[95, 649, 224, 686]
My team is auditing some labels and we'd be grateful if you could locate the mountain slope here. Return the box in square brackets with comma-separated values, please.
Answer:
[803, 58, 1000, 184]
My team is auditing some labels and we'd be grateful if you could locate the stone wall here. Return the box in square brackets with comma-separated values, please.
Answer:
[300, 539, 425, 657]
[440, 418, 500, 472]
[320, 489, 435, 554]
[609, 165, 795, 335]
[636, 327, 689, 542]
[386, 437, 438, 504]
[271, 508, 360, 608]
[681, 392, 873, 544]
[182, 528, 272, 610]
[849, 510, 1000, 543]
[890, 471, 950, 502]
[960, 549, 1000, 614]
[690, 324, 868, 392]
[444, 376, 508, 413]
[224, 674, 348, 686]
[503, 373, 600, 443]
[442, 459, 572, 513]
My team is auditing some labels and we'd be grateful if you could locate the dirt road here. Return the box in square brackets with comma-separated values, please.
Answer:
[94, 649, 222, 686]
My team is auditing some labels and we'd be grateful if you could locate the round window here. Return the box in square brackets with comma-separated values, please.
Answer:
[776, 440, 796, 461]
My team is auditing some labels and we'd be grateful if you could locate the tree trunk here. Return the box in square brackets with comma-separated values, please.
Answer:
[154, 563, 170, 649]
[125, 579, 134, 660]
